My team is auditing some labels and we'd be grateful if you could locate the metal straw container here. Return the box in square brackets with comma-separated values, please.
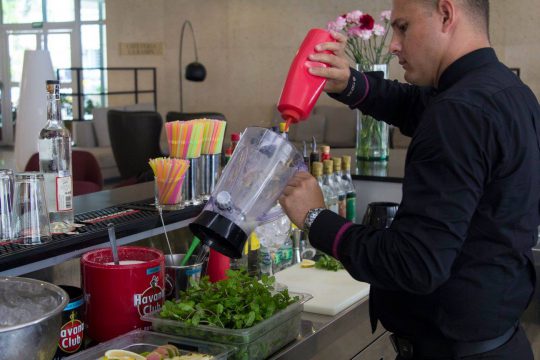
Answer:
[182, 157, 202, 206]
[200, 153, 221, 201]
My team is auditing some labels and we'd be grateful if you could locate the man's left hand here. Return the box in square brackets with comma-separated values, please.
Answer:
[279, 172, 326, 228]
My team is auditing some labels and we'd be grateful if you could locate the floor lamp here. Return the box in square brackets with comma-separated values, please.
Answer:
[179, 20, 206, 112]
[14, 50, 55, 171]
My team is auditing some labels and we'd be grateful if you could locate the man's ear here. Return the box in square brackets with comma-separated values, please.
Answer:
[438, 0, 456, 33]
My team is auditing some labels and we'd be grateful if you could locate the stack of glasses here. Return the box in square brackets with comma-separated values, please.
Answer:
[165, 119, 226, 207]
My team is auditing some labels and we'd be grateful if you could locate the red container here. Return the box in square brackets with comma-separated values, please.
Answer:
[81, 246, 165, 342]
[207, 248, 230, 282]
[277, 29, 335, 123]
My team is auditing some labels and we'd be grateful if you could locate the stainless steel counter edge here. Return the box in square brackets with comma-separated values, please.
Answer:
[270, 297, 391, 359]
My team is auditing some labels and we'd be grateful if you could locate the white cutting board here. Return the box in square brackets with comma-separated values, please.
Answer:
[275, 264, 370, 316]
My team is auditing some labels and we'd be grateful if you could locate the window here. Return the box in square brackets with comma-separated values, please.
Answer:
[0, 0, 106, 144]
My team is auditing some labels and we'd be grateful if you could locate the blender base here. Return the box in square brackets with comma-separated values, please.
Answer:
[189, 210, 248, 259]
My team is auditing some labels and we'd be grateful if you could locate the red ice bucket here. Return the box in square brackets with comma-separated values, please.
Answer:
[81, 246, 165, 342]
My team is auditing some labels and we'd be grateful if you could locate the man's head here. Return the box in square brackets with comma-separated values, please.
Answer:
[389, 0, 490, 87]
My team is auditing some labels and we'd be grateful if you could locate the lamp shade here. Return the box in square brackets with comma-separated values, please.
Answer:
[185, 61, 206, 82]
[14, 50, 55, 171]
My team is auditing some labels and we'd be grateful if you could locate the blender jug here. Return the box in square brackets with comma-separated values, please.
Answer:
[190, 127, 306, 258]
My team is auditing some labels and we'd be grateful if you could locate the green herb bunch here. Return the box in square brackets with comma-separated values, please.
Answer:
[159, 270, 298, 329]
[315, 254, 345, 271]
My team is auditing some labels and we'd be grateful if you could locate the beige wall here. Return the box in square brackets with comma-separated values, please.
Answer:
[105, 0, 540, 138]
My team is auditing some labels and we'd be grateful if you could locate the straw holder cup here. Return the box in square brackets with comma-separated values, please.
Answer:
[182, 157, 202, 206]
[200, 154, 221, 201]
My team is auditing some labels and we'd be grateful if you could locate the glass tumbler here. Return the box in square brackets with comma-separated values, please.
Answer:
[0, 169, 15, 242]
[12, 172, 52, 245]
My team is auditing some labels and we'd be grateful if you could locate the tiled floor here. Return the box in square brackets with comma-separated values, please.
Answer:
[0, 146, 15, 170]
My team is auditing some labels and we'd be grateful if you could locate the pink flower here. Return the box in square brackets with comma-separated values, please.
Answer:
[346, 10, 363, 24]
[373, 24, 385, 36]
[348, 26, 373, 40]
[380, 10, 392, 22]
[327, 16, 347, 32]
[358, 29, 373, 40]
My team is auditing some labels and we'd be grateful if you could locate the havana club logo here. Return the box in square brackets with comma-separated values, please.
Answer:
[134, 275, 164, 316]
[58, 312, 84, 353]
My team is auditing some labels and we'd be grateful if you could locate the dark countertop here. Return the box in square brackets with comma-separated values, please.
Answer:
[351, 148, 406, 183]
[0, 182, 202, 276]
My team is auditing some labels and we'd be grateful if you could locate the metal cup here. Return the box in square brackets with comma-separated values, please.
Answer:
[200, 154, 221, 201]
[0, 169, 15, 242]
[12, 172, 51, 245]
[164, 254, 204, 300]
[181, 157, 202, 206]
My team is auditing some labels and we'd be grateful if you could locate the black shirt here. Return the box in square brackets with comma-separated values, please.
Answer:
[310, 48, 540, 342]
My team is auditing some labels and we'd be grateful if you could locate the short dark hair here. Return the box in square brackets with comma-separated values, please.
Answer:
[423, 0, 489, 33]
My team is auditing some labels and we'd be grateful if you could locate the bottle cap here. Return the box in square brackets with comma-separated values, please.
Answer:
[279, 122, 288, 133]
[323, 159, 334, 174]
[342, 155, 351, 170]
[332, 157, 342, 171]
[311, 161, 323, 177]
[231, 133, 240, 141]
[321, 145, 330, 154]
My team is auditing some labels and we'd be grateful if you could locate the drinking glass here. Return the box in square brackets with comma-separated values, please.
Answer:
[362, 202, 399, 229]
[12, 172, 52, 245]
[0, 169, 15, 242]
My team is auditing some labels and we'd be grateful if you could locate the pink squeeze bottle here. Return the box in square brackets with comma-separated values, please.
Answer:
[277, 29, 336, 128]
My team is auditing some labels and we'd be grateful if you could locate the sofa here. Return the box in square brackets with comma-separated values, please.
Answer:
[284, 105, 410, 152]
[72, 103, 156, 181]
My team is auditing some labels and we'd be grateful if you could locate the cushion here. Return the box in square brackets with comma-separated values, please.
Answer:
[92, 107, 121, 147]
[76, 146, 117, 168]
[315, 106, 357, 148]
[72, 121, 97, 147]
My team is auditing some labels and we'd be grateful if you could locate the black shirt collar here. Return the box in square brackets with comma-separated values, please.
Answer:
[437, 47, 498, 91]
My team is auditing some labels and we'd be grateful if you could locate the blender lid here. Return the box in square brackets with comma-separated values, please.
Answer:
[189, 210, 248, 259]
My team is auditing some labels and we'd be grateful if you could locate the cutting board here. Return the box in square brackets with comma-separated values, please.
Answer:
[275, 264, 370, 316]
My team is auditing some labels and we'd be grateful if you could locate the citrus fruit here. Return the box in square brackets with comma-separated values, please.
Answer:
[300, 259, 316, 268]
[104, 349, 146, 360]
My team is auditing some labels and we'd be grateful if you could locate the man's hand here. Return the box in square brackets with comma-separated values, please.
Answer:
[309, 31, 351, 94]
[279, 172, 326, 228]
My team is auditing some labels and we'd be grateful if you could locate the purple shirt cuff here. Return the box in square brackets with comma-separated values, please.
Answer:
[332, 222, 354, 258]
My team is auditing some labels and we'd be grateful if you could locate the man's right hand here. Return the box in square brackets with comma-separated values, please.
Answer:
[308, 31, 351, 94]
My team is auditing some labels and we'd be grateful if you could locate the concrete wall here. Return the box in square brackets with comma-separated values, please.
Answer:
[105, 1, 538, 140]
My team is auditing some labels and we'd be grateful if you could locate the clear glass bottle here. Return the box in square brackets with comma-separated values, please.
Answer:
[312, 161, 338, 214]
[342, 155, 357, 222]
[331, 157, 348, 218]
[322, 160, 343, 216]
[38, 80, 74, 233]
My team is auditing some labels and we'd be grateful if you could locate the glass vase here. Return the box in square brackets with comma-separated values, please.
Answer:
[356, 64, 389, 161]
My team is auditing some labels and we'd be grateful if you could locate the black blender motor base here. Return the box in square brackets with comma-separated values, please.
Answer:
[189, 210, 248, 259]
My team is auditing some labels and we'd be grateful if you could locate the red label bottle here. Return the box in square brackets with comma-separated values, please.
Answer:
[277, 29, 335, 123]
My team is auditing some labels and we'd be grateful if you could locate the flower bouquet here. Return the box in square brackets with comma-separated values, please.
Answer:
[328, 10, 393, 161]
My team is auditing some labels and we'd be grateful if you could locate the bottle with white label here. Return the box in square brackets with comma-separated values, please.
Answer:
[38, 80, 74, 233]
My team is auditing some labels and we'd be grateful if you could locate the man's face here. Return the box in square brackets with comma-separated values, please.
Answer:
[390, 0, 446, 86]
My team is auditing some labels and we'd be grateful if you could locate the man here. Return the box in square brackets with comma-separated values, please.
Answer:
[279, 0, 540, 359]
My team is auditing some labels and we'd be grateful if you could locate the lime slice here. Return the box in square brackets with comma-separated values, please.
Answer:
[104, 350, 146, 360]
[300, 259, 316, 268]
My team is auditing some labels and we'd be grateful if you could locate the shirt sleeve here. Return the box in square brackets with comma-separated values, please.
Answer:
[309, 99, 497, 294]
[328, 68, 435, 136]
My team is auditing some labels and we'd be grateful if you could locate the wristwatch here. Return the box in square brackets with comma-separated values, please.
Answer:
[303, 208, 326, 232]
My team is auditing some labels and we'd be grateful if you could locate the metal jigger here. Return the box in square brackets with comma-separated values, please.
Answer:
[182, 157, 203, 206]
[200, 153, 221, 201]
